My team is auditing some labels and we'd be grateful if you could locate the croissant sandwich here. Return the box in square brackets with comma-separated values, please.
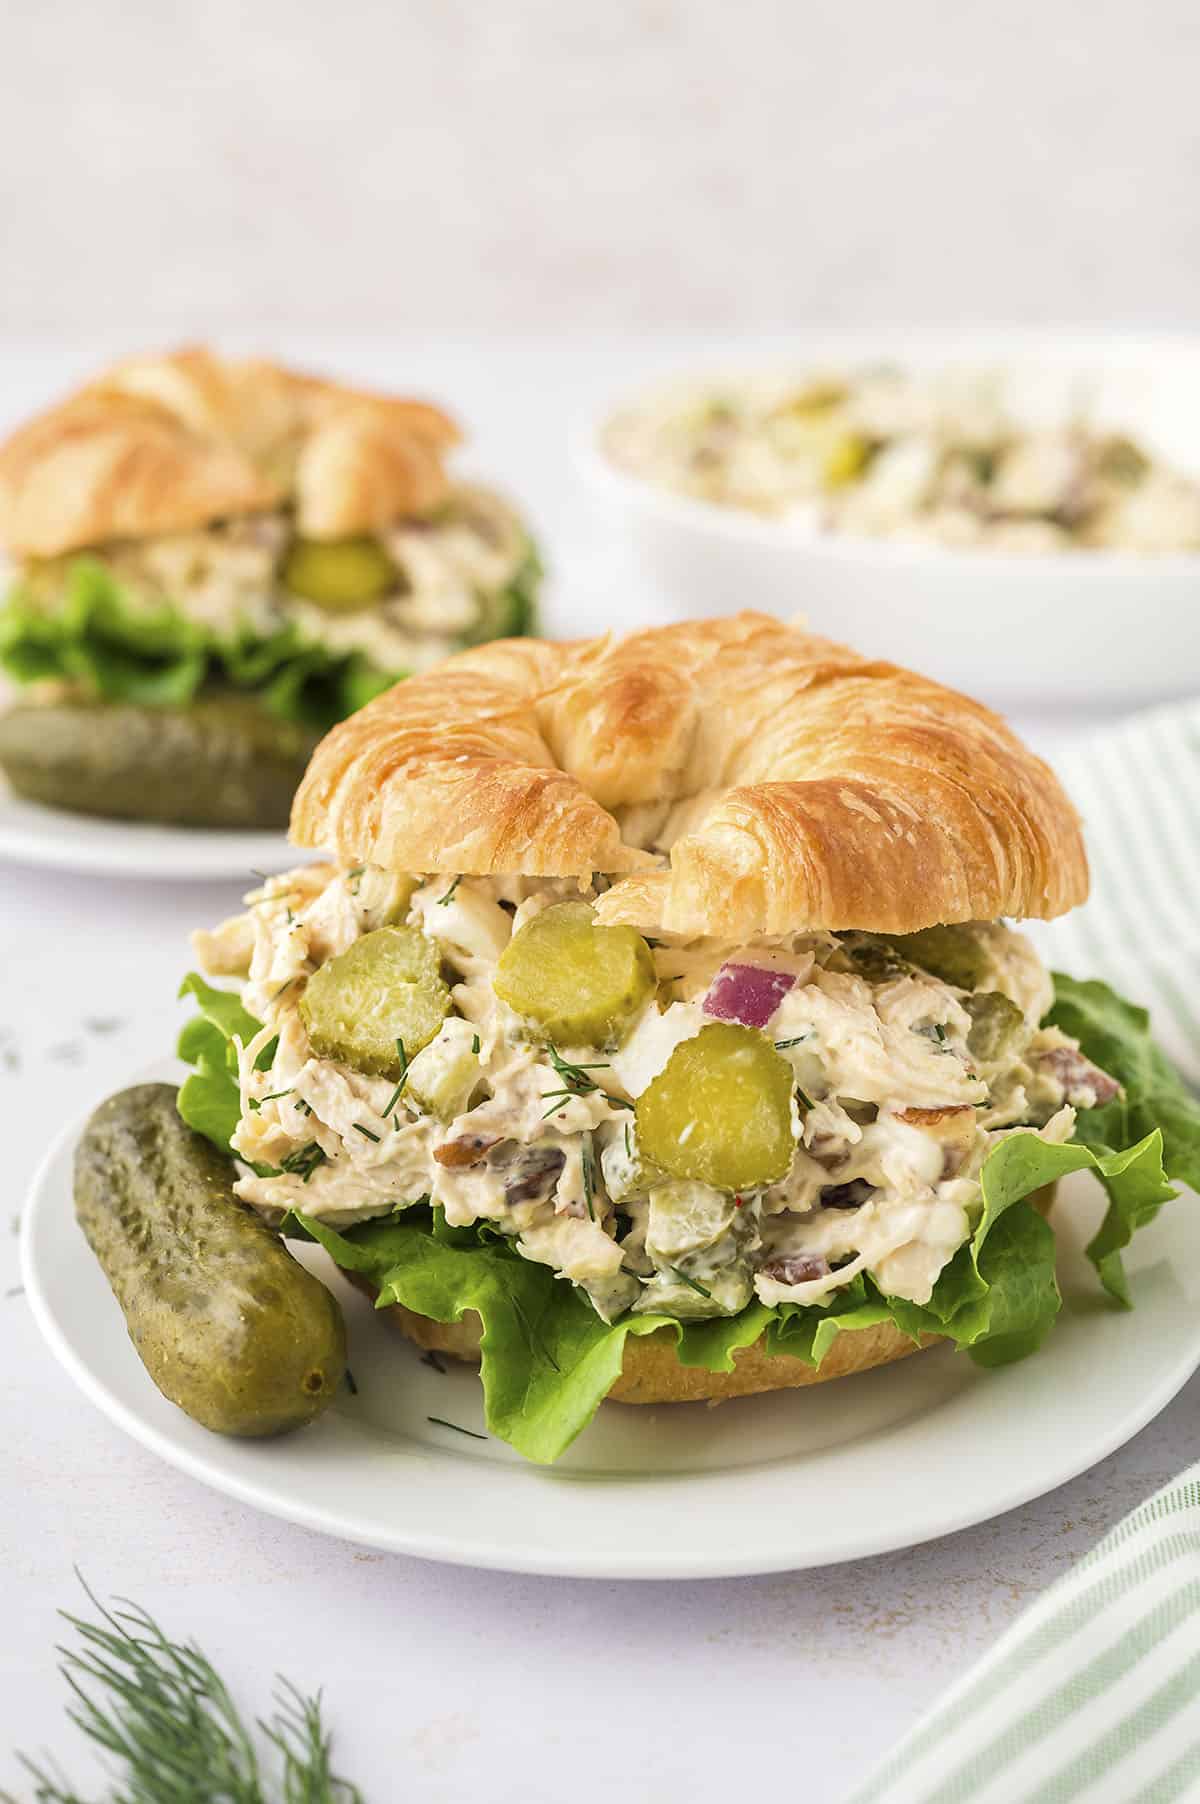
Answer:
[178, 612, 1197, 1462]
[0, 346, 539, 828]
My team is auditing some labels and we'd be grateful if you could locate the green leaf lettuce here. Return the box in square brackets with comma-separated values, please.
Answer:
[1, 546, 540, 730]
[177, 957, 1199, 1463]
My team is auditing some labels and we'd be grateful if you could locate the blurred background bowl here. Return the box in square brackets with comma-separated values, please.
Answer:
[576, 328, 1200, 711]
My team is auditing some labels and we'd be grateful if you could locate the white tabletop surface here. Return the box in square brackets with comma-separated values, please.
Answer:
[3, 338, 1198, 1800]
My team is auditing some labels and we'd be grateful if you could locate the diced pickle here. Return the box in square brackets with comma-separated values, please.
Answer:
[963, 990, 1025, 1062]
[632, 1266, 754, 1320]
[280, 535, 397, 611]
[645, 1181, 735, 1262]
[299, 926, 450, 1078]
[824, 432, 872, 488]
[406, 1018, 484, 1120]
[493, 902, 654, 1046]
[886, 924, 987, 990]
[635, 1023, 796, 1192]
[599, 1126, 662, 1203]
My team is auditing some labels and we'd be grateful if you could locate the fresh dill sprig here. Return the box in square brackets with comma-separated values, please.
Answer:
[540, 1047, 633, 1118]
[9, 1575, 362, 1804]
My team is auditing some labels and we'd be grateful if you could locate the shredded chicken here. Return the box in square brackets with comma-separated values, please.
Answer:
[195, 867, 1116, 1323]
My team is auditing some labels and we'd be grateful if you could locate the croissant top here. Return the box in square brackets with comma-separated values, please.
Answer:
[289, 611, 1089, 940]
[0, 345, 462, 557]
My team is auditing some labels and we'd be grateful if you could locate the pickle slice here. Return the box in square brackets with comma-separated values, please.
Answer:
[635, 1023, 796, 1192]
[280, 535, 397, 611]
[493, 902, 654, 1047]
[299, 926, 450, 1077]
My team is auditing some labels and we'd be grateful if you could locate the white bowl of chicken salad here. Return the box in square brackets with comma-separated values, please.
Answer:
[580, 330, 1200, 708]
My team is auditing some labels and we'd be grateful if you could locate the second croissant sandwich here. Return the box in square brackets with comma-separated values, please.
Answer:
[0, 346, 540, 827]
[177, 612, 1196, 1462]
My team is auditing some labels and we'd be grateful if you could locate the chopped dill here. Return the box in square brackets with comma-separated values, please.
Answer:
[795, 1086, 815, 1112]
[670, 1268, 713, 1300]
[427, 1415, 487, 1441]
[248, 1087, 293, 1113]
[420, 1348, 447, 1374]
[381, 1039, 410, 1118]
[437, 876, 463, 907]
[279, 1142, 327, 1183]
[344, 1368, 359, 1396]
[353, 1124, 380, 1143]
[471, 1034, 481, 1055]
[580, 1132, 597, 1222]
[774, 1035, 811, 1051]
[541, 1046, 633, 1117]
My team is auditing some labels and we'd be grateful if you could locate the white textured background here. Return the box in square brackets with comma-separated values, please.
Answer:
[2, 0, 1199, 334]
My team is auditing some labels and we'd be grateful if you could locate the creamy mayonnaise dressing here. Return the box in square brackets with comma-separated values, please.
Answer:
[196, 866, 1107, 1325]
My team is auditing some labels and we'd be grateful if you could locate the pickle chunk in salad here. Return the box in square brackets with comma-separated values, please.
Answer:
[300, 925, 450, 1077]
[493, 902, 654, 1046]
[635, 1022, 796, 1192]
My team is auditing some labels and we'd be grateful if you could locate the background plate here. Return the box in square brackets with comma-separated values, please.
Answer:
[0, 790, 307, 881]
[23, 1061, 1200, 1579]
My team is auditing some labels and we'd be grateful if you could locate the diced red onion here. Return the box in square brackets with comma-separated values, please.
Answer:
[1036, 1045, 1120, 1108]
[759, 1253, 830, 1286]
[703, 962, 797, 1029]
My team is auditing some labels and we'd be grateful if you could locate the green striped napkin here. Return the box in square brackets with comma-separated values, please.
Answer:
[850, 698, 1200, 1804]
[1027, 699, 1200, 1081]
[847, 1469, 1200, 1804]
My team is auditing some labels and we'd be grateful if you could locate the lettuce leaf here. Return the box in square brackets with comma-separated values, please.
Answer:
[0, 550, 540, 730]
[294, 1211, 671, 1463]
[176, 973, 267, 1157]
[176, 961, 1194, 1462]
[1047, 973, 1200, 1302]
[290, 1124, 1173, 1462]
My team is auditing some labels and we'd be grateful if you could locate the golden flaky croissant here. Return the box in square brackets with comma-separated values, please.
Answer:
[286, 612, 1088, 1407]
[0, 345, 461, 557]
[291, 610, 1088, 941]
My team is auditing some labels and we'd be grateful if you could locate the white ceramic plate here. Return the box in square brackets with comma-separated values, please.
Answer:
[23, 1060, 1200, 1579]
[0, 788, 306, 881]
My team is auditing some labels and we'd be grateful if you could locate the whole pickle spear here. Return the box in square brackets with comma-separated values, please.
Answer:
[0, 695, 319, 828]
[74, 1085, 346, 1437]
